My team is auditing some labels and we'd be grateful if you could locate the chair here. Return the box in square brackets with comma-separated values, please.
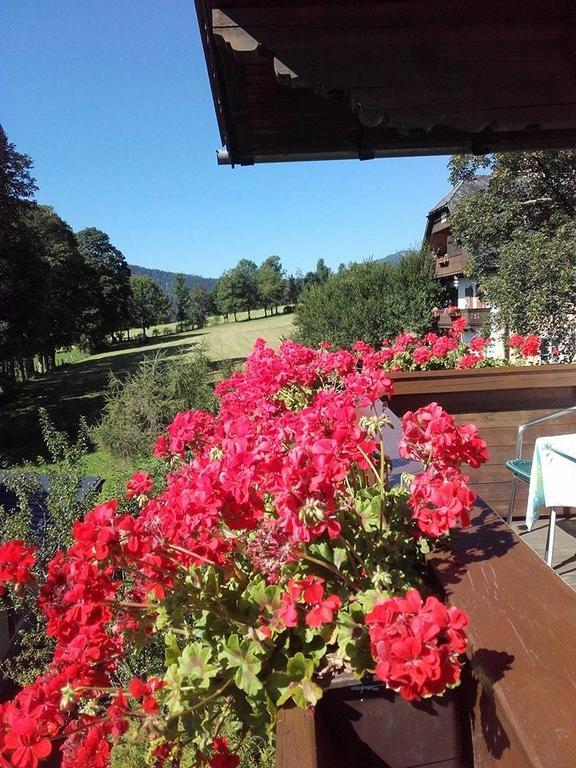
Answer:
[506, 405, 576, 567]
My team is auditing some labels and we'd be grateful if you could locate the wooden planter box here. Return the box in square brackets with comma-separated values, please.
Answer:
[276, 678, 469, 768]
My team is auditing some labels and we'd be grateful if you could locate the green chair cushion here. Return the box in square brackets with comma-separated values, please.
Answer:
[505, 459, 532, 483]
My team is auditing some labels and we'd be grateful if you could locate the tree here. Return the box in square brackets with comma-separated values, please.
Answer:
[315, 258, 332, 283]
[173, 274, 190, 330]
[21, 206, 92, 371]
[449, 150, 576, 276]
[283, 274, 303, 305]
[0, 125, 40, 384]
[129, 276, 170, 337]
[449, 150, 576, 347]
[0, 124, 37, 213]
[214, 270, 236, 321]
[76, 228, 132, 350]
[294, 250, 443, 348]
[228, 259, 259, 320]
[485, 226, 576, 359]
[257, 255, 285, 315]
[188, 284, 215, 329]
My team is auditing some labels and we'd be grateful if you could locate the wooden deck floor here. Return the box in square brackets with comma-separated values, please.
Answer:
[485, 481, 576, 590]
[509, 516, 576, 590]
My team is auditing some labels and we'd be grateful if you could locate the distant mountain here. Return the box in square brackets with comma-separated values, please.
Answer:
[379, 250, 407, 265]
[128, 265, 216, 299]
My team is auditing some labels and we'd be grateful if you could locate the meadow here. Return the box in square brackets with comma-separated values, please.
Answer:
[0, 312, 293, 485]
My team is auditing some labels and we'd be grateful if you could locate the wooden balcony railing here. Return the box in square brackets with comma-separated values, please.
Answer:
[438, 308, 491, 330]
[434, 251, 467, 278]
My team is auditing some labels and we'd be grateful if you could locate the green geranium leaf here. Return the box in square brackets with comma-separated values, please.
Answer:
[165, 632, 181, 667]
[221, 634, 263, 695]
[163, 664, 184, 715]
[356, 588, 384, 613]
[286, 652, 314, 681]
[291, 678, 323, 709]
[179, 642, 218, 688]
[418, 537, 431, 554]
[333, 546, 347, 569]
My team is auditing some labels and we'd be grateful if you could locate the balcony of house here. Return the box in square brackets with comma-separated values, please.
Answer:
[438, 307, 491, 331]
[434, 248, 467, 278]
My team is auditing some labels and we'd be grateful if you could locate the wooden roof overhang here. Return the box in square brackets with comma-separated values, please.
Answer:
[194, 0, 576, 166]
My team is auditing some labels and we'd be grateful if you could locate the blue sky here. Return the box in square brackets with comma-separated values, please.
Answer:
[1, 0, 453, 278]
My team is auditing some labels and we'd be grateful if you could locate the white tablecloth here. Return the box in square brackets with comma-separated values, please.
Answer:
[526, 433, 576, 529]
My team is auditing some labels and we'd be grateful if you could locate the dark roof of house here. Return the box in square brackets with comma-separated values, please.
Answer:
[195, 1, 576, 166]
[428, 176, 491, 217]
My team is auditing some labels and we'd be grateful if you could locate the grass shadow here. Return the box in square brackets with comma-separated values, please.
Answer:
[0, 333, 205, 466]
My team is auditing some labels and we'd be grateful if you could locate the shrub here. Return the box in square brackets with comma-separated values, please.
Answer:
[0, 410, 99, 685]
[92, 350, 216, 460]
[294, 251, 444, 348]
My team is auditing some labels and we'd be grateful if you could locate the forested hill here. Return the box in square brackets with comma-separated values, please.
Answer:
[379, 250, 406, 265]
[128, 264, 216, 298]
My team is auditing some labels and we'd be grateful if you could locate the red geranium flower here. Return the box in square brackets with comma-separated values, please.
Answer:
[4, 716, 52, 768]
[125, 471, 154, 500]
[0, 540, 36, 593]
[209, 738, 240, 768]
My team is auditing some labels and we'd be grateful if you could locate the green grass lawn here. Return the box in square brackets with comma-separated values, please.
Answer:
[1, 312, 293, 474]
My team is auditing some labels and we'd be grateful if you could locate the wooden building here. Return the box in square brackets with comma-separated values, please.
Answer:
[424, 177, 491, 332]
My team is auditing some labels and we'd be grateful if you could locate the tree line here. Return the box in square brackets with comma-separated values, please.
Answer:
[0, 124, 335, 388]
[211, 256, 331, 322]
[0, 126, 177, 385]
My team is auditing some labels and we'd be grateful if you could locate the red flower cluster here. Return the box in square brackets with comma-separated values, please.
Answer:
[278, 576, 341, 628]
[400, 403, 489, 470]
[450, 316, 468, 338]
[509, 333, 541, 357]
[125, 471, 154, 500]
[409, 468, 477, 537]
[378, 330, 487, 371]
[0, 338, 488, 766]
[365, 589, 468, 700]
[209, 738, 240, 768]
[399, 403, 488, 536]
[128, 676, 165, 714]
[0, 540, 36, 595]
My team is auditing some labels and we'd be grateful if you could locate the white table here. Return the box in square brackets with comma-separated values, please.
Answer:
[526, 433, 576, 565]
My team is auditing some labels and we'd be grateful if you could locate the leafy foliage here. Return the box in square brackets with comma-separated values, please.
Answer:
[188, 285, 215, 329]
[173, 273, 191, 328]
[484, 226, 576, 359]
[294, 250, 444, 348]
[76, 227, 132, 350]
[92, 351, 216, 460]
[449, 151, 576, 351]
[0, 409, 98, 685]
[129, 275, 171, 336]
[257, 256, 285, 315]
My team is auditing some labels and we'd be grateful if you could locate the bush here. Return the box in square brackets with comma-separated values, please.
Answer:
[92, 350, 216, 460]
[0, 410, 100, 685]
[294, 251, 444, 349]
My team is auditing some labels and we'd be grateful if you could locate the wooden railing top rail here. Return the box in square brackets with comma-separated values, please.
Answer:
[428, 504, 576, 768]
[390, 363, 576, 396]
